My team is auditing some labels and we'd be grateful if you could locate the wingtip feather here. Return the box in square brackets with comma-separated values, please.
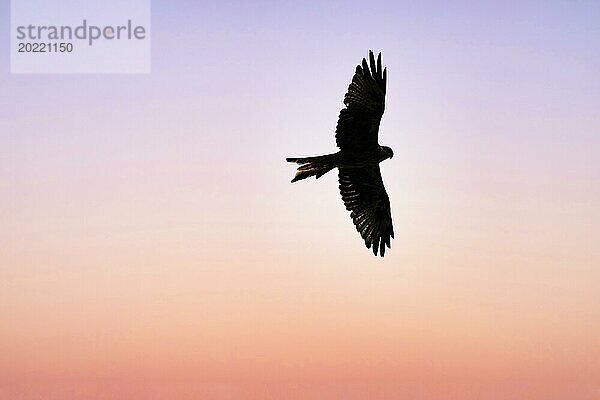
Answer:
[369, 51, 376, 78]
[383, 67, 387, 91]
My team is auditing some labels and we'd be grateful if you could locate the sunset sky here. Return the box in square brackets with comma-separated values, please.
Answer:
[1, 1, 599, 399]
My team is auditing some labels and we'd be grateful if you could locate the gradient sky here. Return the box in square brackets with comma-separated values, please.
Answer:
[1, 1, 599, 399]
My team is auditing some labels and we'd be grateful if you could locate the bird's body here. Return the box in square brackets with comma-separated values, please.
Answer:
[287, 51, 394, 257]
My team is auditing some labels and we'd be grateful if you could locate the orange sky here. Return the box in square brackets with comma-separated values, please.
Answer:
[2, 1, 600, 399]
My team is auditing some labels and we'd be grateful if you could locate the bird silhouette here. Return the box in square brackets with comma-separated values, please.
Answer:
[287, 50, 394, 257]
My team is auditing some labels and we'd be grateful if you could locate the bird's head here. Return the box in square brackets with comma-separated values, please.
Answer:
[380, 145, 394, 161]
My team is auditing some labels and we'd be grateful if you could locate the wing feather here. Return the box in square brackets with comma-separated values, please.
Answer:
[335, 50, 387, 151]
[338, 166, 394, 257]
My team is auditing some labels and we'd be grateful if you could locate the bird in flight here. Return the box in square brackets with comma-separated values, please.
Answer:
[287, 50, 394, 257]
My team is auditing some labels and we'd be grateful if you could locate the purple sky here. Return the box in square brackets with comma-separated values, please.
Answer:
[1, 1, 599, 399]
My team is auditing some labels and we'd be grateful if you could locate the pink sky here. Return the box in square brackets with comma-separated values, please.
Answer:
[1, 1, 599, 399]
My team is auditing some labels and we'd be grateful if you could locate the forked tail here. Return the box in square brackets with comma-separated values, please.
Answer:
[286, 153, 339, 182]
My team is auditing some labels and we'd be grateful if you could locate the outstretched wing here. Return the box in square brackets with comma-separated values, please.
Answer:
[339, 166, 394, 257]
[335, 50, 387, 151]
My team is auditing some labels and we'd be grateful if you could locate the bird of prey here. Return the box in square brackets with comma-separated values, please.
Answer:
[287, 50, 394, 257]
